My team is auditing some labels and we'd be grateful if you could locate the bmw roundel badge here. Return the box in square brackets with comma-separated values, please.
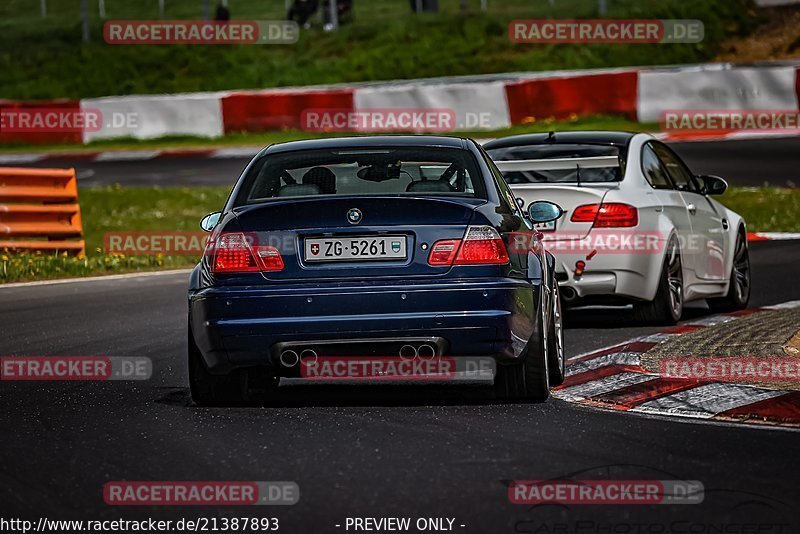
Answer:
[347, 208, 362, 225]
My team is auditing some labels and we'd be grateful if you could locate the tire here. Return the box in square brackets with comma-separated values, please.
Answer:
[547, 283, 566, 387]
[707, 230, 750, 312]
[633, 236, 683, 325]
[188, 325, 276, 406]
[494, 290, 550, 402]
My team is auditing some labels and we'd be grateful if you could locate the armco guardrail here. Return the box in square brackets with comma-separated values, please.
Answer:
[0, 167, 85, 255]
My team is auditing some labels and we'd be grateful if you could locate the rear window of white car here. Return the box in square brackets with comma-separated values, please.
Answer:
[486, 144, 623, 184]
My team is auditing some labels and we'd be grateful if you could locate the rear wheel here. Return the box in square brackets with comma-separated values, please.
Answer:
[188, 325, 277, 406]
[633, 237, 683, 325]
[707, 230, 750, 312]
[494, 292, 550, 402]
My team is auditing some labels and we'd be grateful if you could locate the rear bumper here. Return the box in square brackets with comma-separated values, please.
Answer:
[190, 278, 539, 373]
[551, 248, 663, 303]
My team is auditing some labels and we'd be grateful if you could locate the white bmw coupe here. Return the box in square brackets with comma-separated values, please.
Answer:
[484, 131, 750, 324]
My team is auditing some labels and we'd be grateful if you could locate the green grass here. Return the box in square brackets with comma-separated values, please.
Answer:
[0, 115, 655, 153]
[719, 187, 800, 233]
[79, 185, 231, 250]
[1, 184, 796, 283]
[1, 186, 230, 283]
[0, 0, 758, 99]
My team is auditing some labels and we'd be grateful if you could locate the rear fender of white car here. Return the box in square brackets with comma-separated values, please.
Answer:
[717, 202, 746, 293]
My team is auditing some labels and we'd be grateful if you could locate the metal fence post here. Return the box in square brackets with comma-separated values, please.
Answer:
[81, 0, 90, 42]
[328, 0, 339, 30]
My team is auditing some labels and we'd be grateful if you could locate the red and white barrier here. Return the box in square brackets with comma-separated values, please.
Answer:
[637, 65, 799, 123]
[3, 62, 800, 145]
[222, 88, 355, 133]
[353, 81, 511, 131]
[505, 69, 638, 123]
[0, 99, 83, 145]
[80, 92, 227, 143]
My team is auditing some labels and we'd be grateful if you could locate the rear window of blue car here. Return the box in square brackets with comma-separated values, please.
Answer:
[234, 147, 486, 205]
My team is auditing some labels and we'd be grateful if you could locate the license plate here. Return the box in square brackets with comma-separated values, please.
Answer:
[305, 236, 407, 262]
[534, 220, 556, 232]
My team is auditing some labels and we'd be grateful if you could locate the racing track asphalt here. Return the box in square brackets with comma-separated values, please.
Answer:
[1, 240, 799, 531]
[12, 136, 800, 187]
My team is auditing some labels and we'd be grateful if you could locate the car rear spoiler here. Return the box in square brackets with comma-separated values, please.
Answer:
[493, 156, 620, 173]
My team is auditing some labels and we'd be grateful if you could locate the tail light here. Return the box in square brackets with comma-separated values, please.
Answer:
[570, 203, 638, 227]
[428, 240, 460, 266]
[210, 233, 284, 273]
[428, 226, 509, 266]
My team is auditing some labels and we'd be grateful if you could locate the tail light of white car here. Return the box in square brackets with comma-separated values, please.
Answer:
[428, 226, 509, 266]
[570, 203, 638, 228]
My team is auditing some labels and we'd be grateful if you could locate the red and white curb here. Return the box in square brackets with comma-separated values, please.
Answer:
[553, 300, 800, 427]
[653, 130, 800, 143]
[3, 130, 800, 166]
[0, 139, 504, 165]
[747, 232, 800, 242]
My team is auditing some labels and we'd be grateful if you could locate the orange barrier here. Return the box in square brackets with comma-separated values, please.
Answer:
[0, 167, 85, 254]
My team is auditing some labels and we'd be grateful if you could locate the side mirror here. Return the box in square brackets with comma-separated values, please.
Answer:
[200, 211, 222, 232]
[698, 175, 727, 196]
[528, 200, 563, 223]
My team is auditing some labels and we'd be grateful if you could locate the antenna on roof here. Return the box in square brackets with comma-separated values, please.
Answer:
[546, 131, 556, 143]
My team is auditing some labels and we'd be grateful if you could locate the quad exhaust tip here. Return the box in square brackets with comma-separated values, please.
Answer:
[279, 349, 300, 368]
[399, 345, 418, 360]
[417, 344, 436, 360]
[284, 344, 438, 365]
[300, 348, 318, 364]
[399, 344, 437, 360]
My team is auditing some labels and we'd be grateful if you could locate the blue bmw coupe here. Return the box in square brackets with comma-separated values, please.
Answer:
[188, 136, 565, 405]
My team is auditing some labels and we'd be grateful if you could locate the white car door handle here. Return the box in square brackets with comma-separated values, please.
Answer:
[686, 204, 697, 215]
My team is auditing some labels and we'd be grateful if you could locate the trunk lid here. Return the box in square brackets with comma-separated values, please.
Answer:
[231, 196, 484, 281]
[511, 184, 617, 241]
